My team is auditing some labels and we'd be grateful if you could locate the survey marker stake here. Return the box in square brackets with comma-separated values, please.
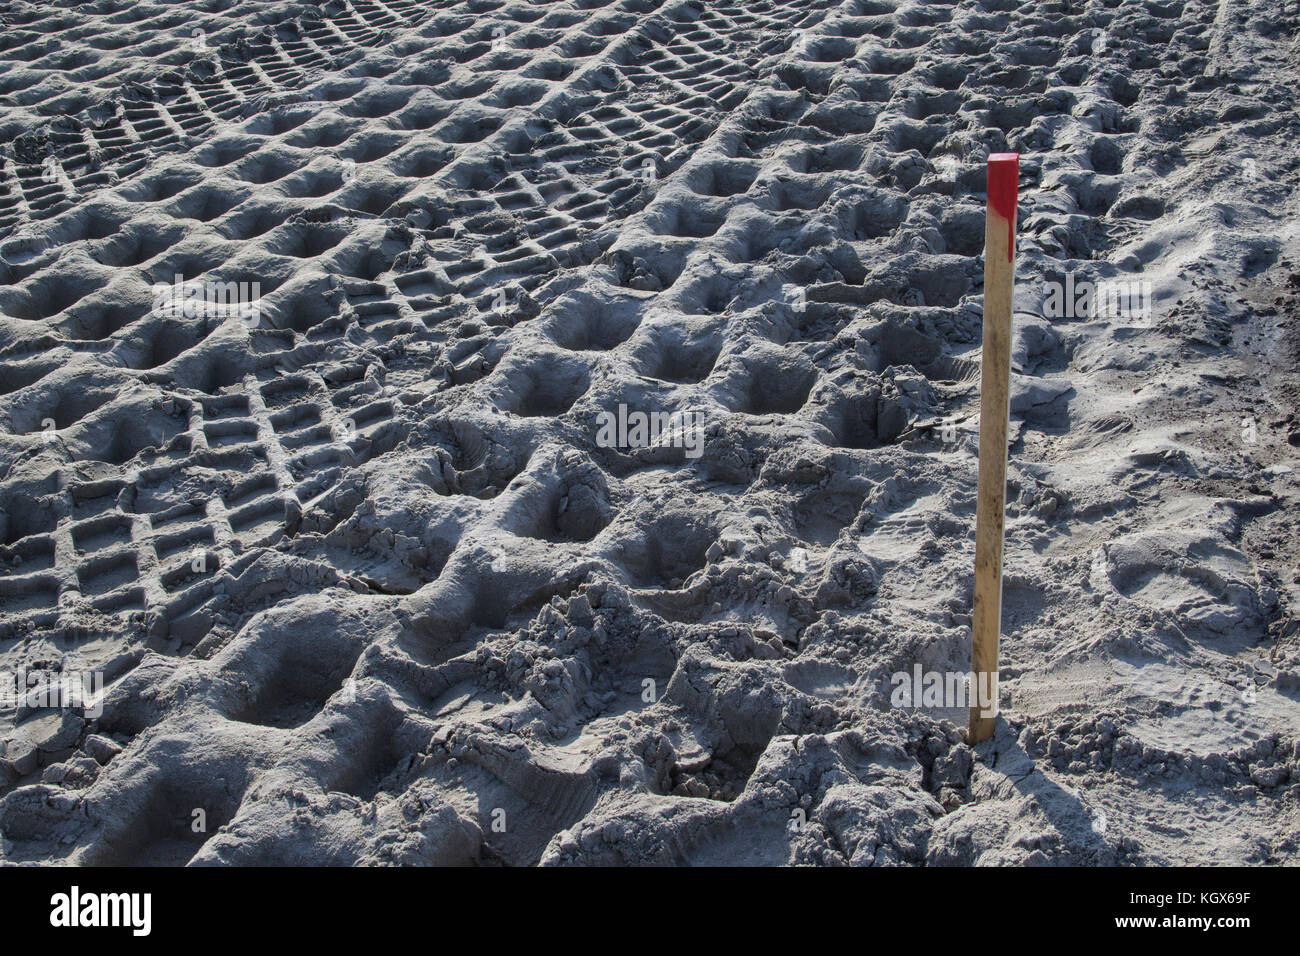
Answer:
[969, 152, 1018, 744]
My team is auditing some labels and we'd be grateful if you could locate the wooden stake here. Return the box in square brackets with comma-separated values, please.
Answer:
[969, 152, 1018, 744]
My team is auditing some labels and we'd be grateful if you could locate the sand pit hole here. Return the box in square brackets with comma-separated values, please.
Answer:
[330, 713, 406, 801]
[144, 247, 226, 285]
[262, 283, 339, 333]
[793, 489, 867, 546]
[789, 302, 853, 343]
[170, 350, 248, 395]
[647, 201, 728, 239]
[619, 512, 714, 590]
[678, 274, 740, 316]
[638, 330, 722, 384]
[336, 246, 396, 282]
[268, 220, 349, 259]
[609, 244, 689, 291]
[0, 272, 97, 320]
[788, 142, 863, 174]
[439, 73, 493, 98]
[439, 427, 525, 498]
[70, 479, 126, 519]
[773, 63, 833, 96]
[22, 387, 115, 434]
[396, 268, 450, 300]
[440, 113, 504, 144]
[231, 634, 363, 730]
[341, 87, 415, 119]
[737, 359, 816, 415]
[1109, 76, 1140, 108]
[985, 101, 1042, 135]
[522, 483, 612, 544]
[86, 777, 243, 866]
[246, 108, 315, 137]
[885, 119, 946, 156]
[96, 414, 182, 465]
[0, 237, 50, 277]
[862, 50, 915, 75]
[339, 132, 405, 164]
[686, 161, 759, 198]
[0, 535, 54, 572]
[524, 58, 576, 81]
[222, 473, 276, 511]
[232, 152, 302, 186]
[344, 179, 415, 216]
[390, 144, 454, 180]
[228, 496, 285, 540]
[670, 738, 769, 802]
[488, 80, 547, 108]
[806, 36, 859, 62]
[315, 78, 368, 102]
[271, 408, 324, 447]
[260, 376, 315, 410]
[764, 177, 833, 213]
[938, 206, 986, 256]
[159, 552, 221, 592]
[512, 27, 561, 50]
[154, 525, 214, 561]
[448, 160, 505, 193]
[2, 495, 56, 545]
[1112, 195, 1166, 221]
[1075, 177, 1120, 215]
[825, 390, 889, 449]
[0, 360, 57, 396]
[924, 62, 967, 91]
[558, 33, 607, 58]
[545, 293, 642, 351]
[843, 194, 907, 240]
[285, 119, 356, 149]
[386, 100, 454, 133]
[835, 17, 890, 39]
[123, 168, 203, 203]
[92, 224, 181, 268]
[1146, 1, 1185, 18]
[500, 361, 590, 417]
[904, 262, 970, 307]
[199, 394, 249, 420]
[1006, 40, 1060, 67]
[905, 90, 964, 120]
[215, 202, 291, 240]
[131, 320, 208, 371]
[194, 138, 259, 168]
[1090, 138, 1126, 175]
[288, 167, 346, 199]
[168, 184, 246, 222]
[204, 418, 258, 448]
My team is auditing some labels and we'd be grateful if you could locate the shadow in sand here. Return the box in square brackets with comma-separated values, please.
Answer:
[971, 718, 1121, 865]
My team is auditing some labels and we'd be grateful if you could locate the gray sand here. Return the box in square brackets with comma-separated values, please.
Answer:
[0, 0, 1297, 865]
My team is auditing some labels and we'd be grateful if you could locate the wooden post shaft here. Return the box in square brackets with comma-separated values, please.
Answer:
[969, 152, 1018, 744]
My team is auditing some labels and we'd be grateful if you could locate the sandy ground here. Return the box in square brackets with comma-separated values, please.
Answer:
[0, 0, 1297, 866]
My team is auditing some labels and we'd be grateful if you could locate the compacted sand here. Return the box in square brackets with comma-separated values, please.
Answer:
[0, 0, 1297, 865]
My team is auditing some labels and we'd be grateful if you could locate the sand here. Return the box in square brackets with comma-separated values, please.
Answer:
[0, 0, 1297, 866]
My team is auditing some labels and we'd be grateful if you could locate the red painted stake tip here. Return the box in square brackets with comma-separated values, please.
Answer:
[987, 153, 1019, 261]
